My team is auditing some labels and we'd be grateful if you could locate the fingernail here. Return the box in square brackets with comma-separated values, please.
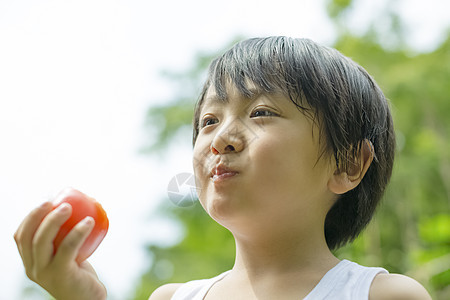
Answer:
[40, 201, 51, 208]
[55, 203, 70, 213]
[80, 216, 94, 227]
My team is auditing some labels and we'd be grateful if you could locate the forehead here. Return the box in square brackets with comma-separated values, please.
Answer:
[207, 78, 263, 99]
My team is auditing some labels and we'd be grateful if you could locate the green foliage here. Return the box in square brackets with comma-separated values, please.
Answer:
[133, 203, 234, 300]
[134, 9, 450, 300]
[332, 34, 450, 299]
[143, 101, 194, 152]
[420, 215, 450, 245]
[326, 0, 353, 19]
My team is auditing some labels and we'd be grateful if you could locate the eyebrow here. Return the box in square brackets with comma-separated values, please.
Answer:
[204, 87, 263, 103]
[199, 89, 280, 122]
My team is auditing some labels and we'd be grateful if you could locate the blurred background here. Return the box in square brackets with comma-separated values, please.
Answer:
[1, 0, 449, 299]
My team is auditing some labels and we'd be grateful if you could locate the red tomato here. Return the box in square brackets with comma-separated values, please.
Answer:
[52, 188, 109, 263]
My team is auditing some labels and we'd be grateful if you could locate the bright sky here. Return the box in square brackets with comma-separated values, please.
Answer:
[0, 0, 448, 299]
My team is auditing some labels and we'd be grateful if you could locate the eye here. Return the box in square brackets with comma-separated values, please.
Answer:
[250, 107, 279, 118]
[200, 116, 219, 128]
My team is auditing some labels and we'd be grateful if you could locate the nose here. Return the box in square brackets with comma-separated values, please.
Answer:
[211, 119, 245, 155]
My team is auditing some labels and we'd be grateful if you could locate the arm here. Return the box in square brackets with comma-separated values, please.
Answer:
[14, 202, 107, 300]
[369, 273, 432, 300]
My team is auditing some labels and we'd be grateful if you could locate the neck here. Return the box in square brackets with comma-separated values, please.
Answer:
[230, 219, 339, 278]
[211, 210, 341, 299]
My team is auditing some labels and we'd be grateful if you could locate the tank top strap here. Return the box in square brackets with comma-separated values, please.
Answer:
[171, 270, 231, 300]
[171, 260, 387, 299]
[304, 259, 388, 299]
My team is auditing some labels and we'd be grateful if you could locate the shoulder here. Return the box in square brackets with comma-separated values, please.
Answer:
[369, 273, 431, 300]
[148, 283, 183, 300]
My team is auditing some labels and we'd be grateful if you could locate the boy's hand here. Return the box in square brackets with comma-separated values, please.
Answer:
[14, 201, 107, 300]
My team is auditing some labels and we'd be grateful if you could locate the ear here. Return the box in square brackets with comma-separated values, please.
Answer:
[328, 140, 374, 195]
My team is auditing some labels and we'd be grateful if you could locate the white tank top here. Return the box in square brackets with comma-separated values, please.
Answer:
[171, 260, 388, 300]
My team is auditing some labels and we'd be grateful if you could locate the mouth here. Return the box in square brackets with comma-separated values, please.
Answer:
[210, 164, 239, 183]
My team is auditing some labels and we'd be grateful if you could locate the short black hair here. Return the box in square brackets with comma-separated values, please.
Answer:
[192, 36, 395, 250]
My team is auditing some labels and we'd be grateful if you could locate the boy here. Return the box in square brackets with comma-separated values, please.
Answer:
[15, 37, 431, 299]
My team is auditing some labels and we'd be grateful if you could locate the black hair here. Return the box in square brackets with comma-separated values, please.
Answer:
[192, 36, 395, 250]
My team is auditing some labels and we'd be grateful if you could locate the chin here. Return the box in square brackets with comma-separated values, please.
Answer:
[200, 192, 241, 226]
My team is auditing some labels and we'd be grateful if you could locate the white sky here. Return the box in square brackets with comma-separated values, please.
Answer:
[0, 0, 448, 299]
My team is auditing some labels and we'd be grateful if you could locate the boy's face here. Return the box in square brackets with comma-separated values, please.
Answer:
[193, 82, 337, 234]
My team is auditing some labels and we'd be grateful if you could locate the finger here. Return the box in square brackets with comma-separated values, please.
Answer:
[53, 216, 95, 266]
[14, 202, 54, 270]
[32, 203, 72, 271]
